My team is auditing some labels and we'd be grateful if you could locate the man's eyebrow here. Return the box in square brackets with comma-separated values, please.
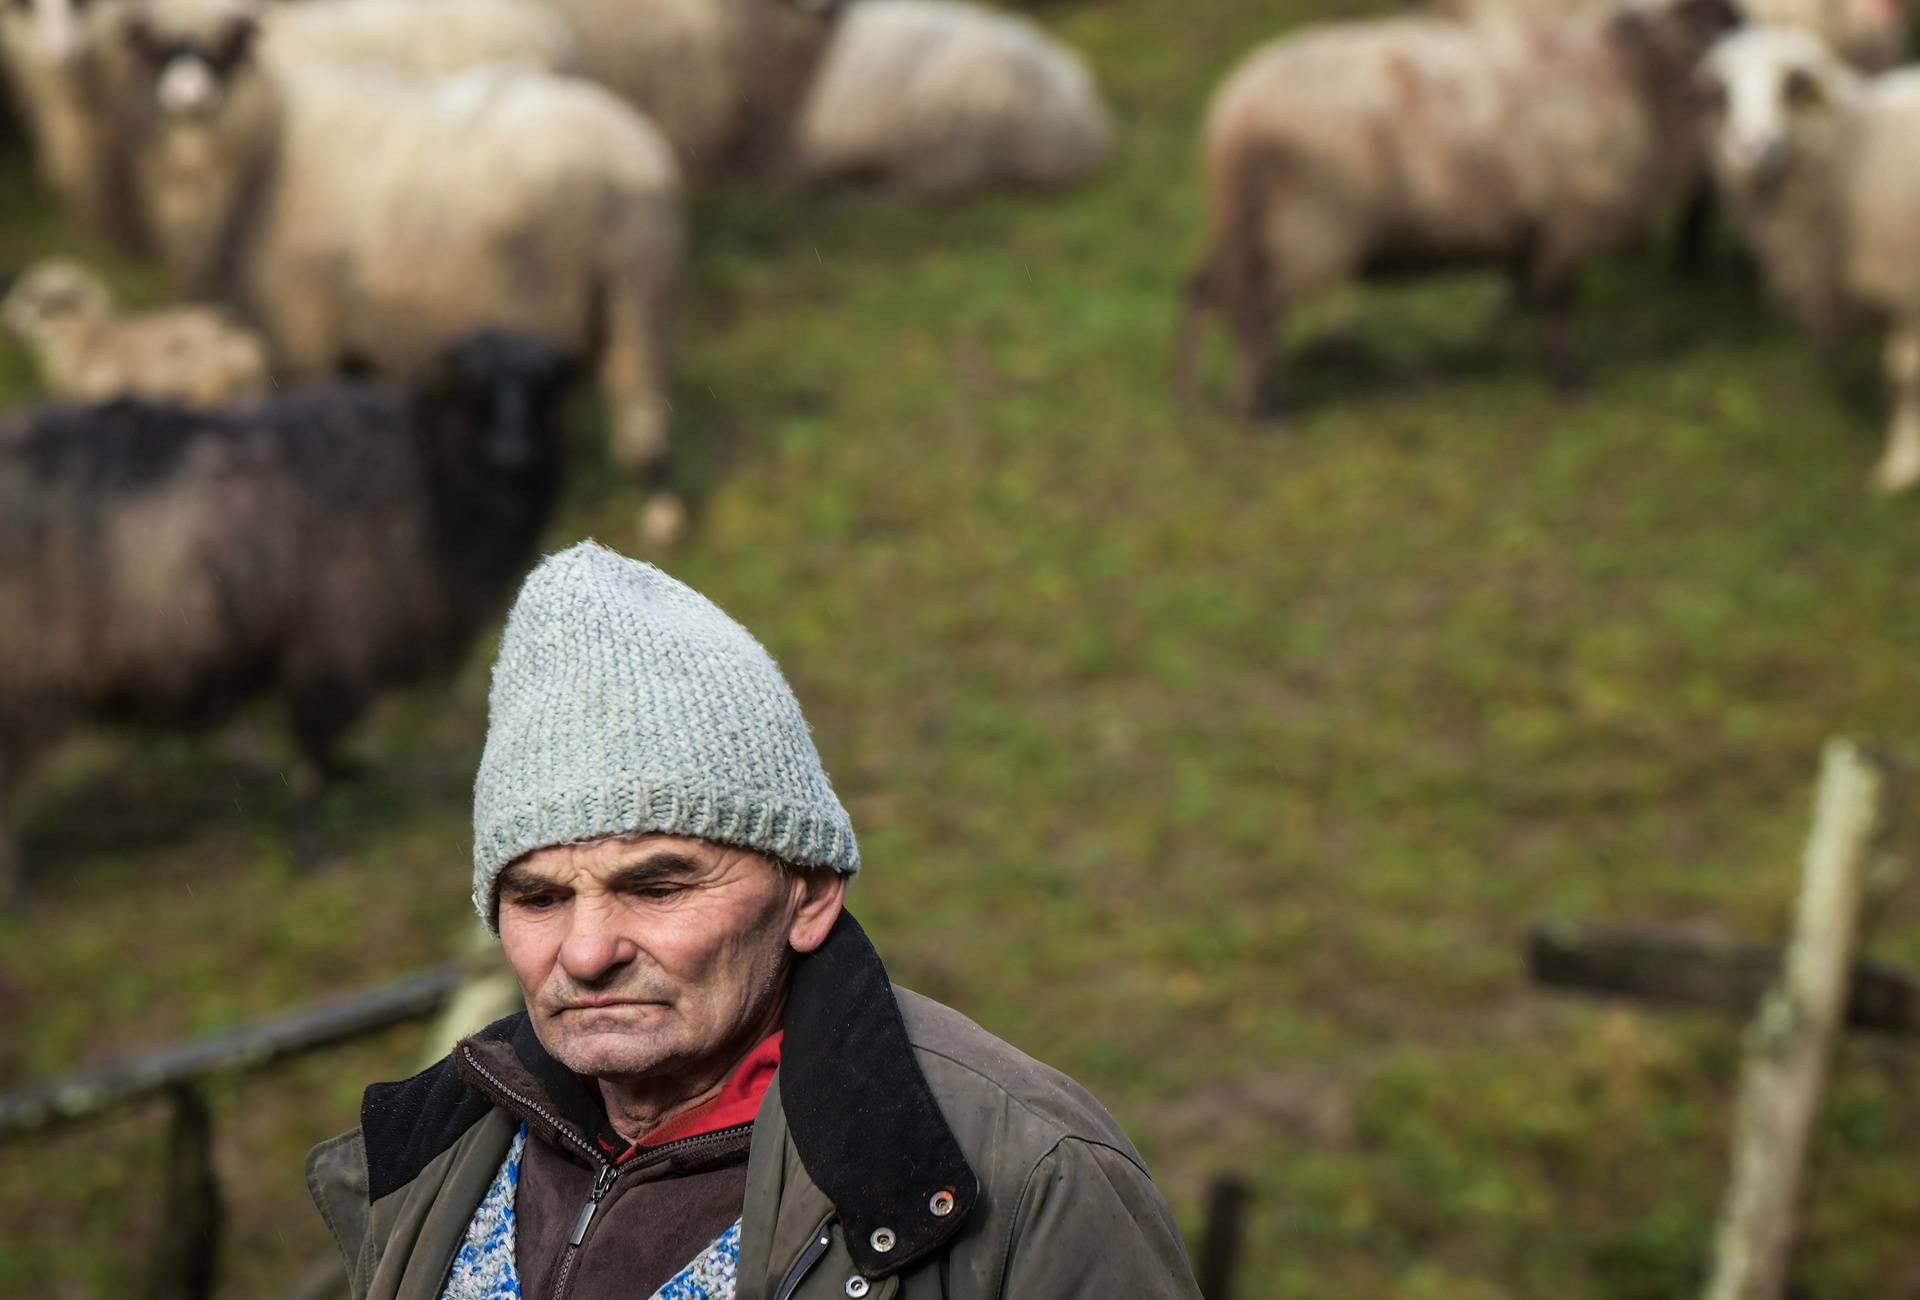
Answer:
[496, 866, 558, 896]
[606, 853, 706, 887]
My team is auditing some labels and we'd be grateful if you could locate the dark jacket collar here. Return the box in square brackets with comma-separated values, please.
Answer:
[356, 910, 978, 1278]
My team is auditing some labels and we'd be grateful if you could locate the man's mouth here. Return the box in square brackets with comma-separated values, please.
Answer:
[562, 997, 665, 1010]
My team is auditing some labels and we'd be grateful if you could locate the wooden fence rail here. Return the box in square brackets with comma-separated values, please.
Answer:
[0, 961, 470, 1138]
[1528, 923, 1917, 1037]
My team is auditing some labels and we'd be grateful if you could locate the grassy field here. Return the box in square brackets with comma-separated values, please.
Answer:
[5, 0, 1920, 1295]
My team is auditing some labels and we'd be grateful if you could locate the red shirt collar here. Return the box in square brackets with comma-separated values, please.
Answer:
[595, 1029, 783, 1164]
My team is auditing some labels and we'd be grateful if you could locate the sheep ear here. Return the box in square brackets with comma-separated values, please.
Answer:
[124, 16, 159, 63]
[217, 15, 258, 70]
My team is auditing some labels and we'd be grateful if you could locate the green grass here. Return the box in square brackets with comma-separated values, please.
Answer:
[5, 0, 1920, 1295]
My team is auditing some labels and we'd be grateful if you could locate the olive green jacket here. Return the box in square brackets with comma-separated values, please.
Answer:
[308, 913, 1203, 1300]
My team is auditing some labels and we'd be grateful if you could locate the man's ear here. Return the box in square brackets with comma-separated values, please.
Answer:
[787, 869, 847, 954]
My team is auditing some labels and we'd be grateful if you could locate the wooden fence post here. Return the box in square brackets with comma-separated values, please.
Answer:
[143, 1085, 222, 1300]
[1704, 739, 1887, 1300]
[1196, 1174, 1252, 1300]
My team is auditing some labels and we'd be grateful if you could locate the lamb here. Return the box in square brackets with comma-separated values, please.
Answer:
[0, 330, 579, 902]
[122, 0, 682, 472]
[0, 0, 577, 242]
[1700, 27, 1920, 492]
[791, 0, 1113, 197]
[3, 258, 271, 405]
[535, 0, 844, 177]
[1177, 0, 1742, 419]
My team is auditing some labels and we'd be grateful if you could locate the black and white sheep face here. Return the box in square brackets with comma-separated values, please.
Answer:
[1700, 28, 1853, 198]
[126, 10, 257, 121]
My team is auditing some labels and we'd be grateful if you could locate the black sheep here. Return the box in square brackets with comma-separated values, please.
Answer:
[0, 330, 580, 899]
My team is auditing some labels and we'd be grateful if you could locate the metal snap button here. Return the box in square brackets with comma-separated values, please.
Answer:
[845, 1275, 871, 1298]
[870, 1227, 897, 1253]
[928, 1189, 955, 1217]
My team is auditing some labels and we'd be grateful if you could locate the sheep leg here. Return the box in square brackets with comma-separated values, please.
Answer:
[1515, 270, 1587, 398]
[1543, 287, 1588, 397]
[1872, 323, 1920, 495]
[1228, 270, 1281, 423]
[285, 683, 364, 871]
[599, 257, 678, 477]
[1174, 270, 1213, 408]
[1514, 228, 1590, 396]
[1671, 181, 1718, 280]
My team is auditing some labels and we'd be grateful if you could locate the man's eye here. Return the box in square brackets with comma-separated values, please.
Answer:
[511, 892, 560, 910]
[630, 885, 682, 902]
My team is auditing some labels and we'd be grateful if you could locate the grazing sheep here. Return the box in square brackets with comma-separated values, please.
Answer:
[122, 0, 682, 472]
[0, 331, 579, 902]
[3, 258, 271, 405]
[792, 0, 1113, 197]
[1701, 27, 1920, 492]
[1177, 0, 1742, 419]
[536, 0, 844, 177]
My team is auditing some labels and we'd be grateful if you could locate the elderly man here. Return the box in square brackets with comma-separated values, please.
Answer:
[308, 542, 1203, 1299]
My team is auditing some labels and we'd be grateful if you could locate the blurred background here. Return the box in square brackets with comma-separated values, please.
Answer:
[1, 0, 1919, 1295]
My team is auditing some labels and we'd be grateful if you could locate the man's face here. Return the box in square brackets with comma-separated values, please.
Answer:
[496, 833, 840, 1084]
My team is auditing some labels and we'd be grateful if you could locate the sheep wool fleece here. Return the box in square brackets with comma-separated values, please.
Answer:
[471, 542, 860, 926]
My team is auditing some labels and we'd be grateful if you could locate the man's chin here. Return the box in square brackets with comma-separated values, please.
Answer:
[543, 1016, 680, 1078]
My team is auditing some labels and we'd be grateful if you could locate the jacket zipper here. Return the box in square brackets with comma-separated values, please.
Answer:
[459, 1045, 757, 1300]
[551, 1159, 617, 1296]
[773, 1218, 837, 1300]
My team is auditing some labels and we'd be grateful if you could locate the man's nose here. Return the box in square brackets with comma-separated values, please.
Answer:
[556, 900, 635, 984]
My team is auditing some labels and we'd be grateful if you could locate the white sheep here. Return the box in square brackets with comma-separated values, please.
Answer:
[125, 0, 683, 471]
[1177, 0, 1741, 419]
[2, 258, 271, 405]
[533, 0, 843, 177]
[0, 0, 577, 239]
[792, 0, 1113, 197]
[1701, 26, 1920, 492]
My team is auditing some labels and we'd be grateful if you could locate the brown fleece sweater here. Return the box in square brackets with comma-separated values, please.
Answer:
[455, 1032, 753, 1299]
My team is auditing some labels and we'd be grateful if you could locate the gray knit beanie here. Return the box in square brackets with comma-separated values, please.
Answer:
[471, 541, 860, 928]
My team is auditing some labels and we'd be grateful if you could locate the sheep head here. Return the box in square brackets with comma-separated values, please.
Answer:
[416, 332, 582, 479]
[1698, 26, 1859, 201]
[122, 0, 263, 126]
